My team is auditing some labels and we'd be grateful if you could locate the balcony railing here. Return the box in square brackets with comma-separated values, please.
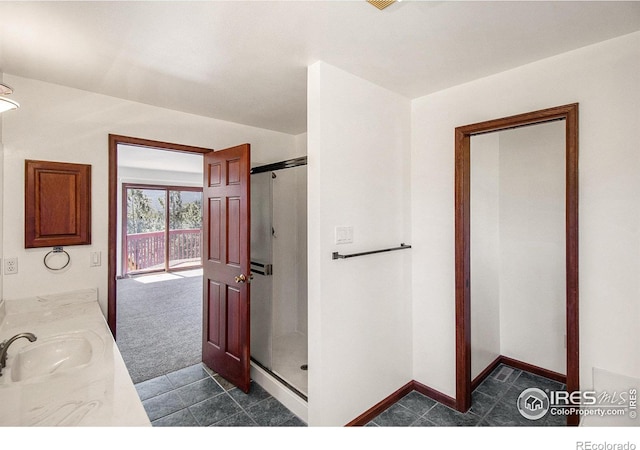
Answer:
[126, 228, 201, 273]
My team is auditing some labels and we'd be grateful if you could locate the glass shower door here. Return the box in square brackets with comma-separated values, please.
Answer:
[249, 162, 308, 398]
[250, 172, 274, 369]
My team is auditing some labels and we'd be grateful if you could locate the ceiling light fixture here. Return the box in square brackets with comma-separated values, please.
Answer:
[367, 0, 397, 11]
[0, 83, 20, 113]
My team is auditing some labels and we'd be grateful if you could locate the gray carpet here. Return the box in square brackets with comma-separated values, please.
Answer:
[116, 271, 202, 384]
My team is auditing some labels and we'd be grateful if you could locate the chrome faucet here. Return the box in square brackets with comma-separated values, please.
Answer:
[0, 333, 37, 376]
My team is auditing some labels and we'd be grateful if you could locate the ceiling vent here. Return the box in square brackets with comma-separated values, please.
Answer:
[367, 0, 396, 11]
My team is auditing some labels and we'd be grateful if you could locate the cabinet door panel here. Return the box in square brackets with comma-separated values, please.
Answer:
[25, 160, 91, 248]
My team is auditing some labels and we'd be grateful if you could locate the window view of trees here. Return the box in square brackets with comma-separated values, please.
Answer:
[125, 186, 203, 274]
[127, 188, 164, 234]
[126, 189, 202, 234]
[166, 190, 202, 231]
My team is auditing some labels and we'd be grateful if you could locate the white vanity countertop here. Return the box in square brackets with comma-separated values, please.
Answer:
[0, 289, 151, 426]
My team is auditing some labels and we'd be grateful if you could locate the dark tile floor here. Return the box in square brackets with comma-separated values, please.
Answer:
[137, 362, 566, 427]
[367, 364, 567, 427]
[135, 363, 307, 427]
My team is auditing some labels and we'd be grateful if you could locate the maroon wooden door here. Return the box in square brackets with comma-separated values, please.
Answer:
[202, 144, 251, 393]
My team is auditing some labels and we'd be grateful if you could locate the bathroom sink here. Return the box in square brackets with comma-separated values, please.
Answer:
[10, 330, 103, 382]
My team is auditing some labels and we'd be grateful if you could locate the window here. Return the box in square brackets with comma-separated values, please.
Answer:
[123, 184, 202, 275]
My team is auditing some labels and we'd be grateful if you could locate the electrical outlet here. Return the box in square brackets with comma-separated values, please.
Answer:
[4, 257, 18, 275]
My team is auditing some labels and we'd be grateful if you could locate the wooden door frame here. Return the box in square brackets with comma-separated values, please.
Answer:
[108, 134, 213, 337]
[454, 104, 579, 425]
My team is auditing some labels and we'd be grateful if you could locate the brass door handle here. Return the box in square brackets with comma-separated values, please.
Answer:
[235, 274, 251, 283]
[235, 274, 247, 283]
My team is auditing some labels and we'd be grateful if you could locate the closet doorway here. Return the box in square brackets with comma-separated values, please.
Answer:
[454, 104, 579, 426]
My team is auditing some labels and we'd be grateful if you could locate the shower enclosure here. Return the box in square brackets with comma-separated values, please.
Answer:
[250, 157, 308, 398]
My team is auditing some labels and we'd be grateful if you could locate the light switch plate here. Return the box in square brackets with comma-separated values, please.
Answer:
[90, 251, 101, 267]
[335, 226, 354, 245]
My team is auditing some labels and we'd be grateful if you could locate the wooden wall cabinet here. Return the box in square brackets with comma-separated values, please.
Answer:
[25, 160, 92, 248]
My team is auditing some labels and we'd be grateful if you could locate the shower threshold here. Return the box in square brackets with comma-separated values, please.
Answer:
[250, 358, 308, 422]
[251, 357, 307, 401]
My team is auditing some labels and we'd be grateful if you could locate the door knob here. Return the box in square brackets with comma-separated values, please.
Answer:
[235, 274, 247, 283]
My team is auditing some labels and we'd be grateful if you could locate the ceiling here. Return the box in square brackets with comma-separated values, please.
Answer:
[1, 1, 639, 135]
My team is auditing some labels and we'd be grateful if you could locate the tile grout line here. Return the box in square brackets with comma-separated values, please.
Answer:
[199, 370, 282, 426]
[472, 367, 524, 425]
[209, 386, 268, 427]
[410, 400, 438, 425]
[143, 364, 227, 425]
[409, 401, 439, 427]
[141, 363, 300, 427]
[187, 368, 258, 426]
[473, 370, 521, 425]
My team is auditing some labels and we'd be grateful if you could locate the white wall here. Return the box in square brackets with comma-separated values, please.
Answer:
[0, 74, 297, 316]
[119, 166, 202, 187]
[296, 166, 308, 336]
[0, 132, 2, 299]
[470, 122, 566, 379]
[294, 132, 308, 157]
[293, 132, 308, 335]
[412, 31, 640, 397]
[470, 132, 501, 379]
[308, 61, 412, 426]
[498, 122, 566, 374]
[0, 73, 6, 299]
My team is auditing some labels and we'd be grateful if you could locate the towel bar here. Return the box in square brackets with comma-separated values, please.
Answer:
[332, 243, 411, 260]
[250, 260, 273, 276]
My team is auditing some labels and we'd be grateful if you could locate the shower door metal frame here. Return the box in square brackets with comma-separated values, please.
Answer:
[249, 156, 309, 401]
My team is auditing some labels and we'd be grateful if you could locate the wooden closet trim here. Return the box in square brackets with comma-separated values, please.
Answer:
[454, 103, 579, 426]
